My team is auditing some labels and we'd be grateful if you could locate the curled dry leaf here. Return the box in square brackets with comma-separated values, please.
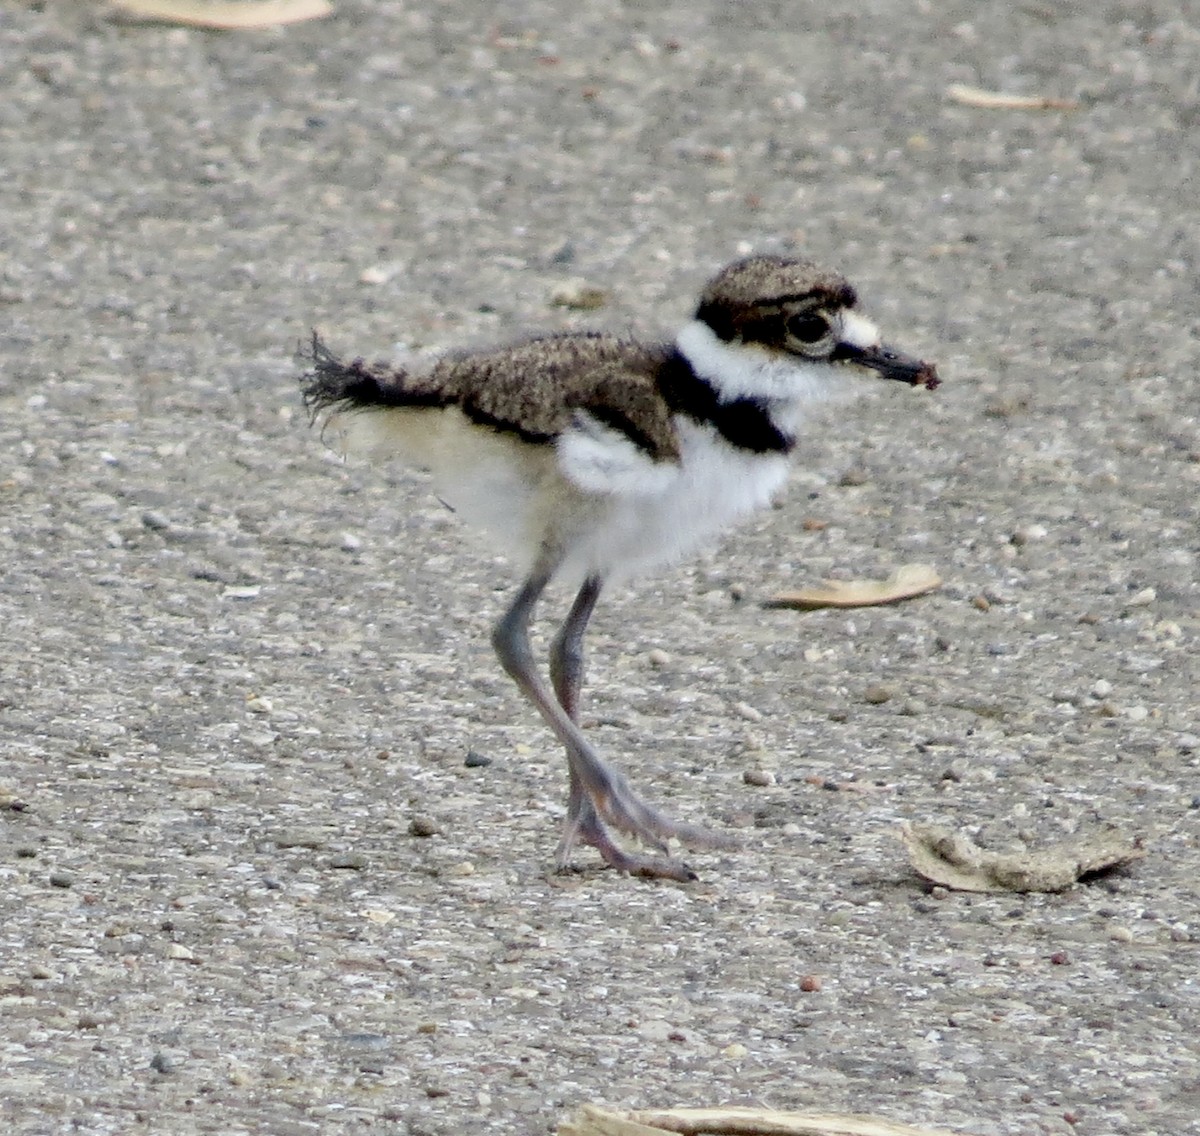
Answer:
[560, 1104, 976, 1136]
[765, 564, 941, 610]
[110, 0, 333, 29]
[946, 84, 1079, 111]
[900, 822, 1145, 894]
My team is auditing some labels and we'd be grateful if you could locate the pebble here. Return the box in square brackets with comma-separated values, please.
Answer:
[340, 531, 362, 552]
[408, 815, 440, 838]
[358, 263, 400, 285]
[742, 768, 777, 787]
[733, 701, 763, 722]
[1010, 523, 1048, 546]
[49, 871, 74, 888]
[646, 648, 671, 667]
[463, 749, 492, 768]
[1109, 925, 1135, 943]
[328, 852, 367, 870]
[149, 1052, 175, 1074]
[272, 828, 328, 850]
[1127, 586, 1156, 607]
[722, 1042, 748, 1059]
[863, 683, 894, 704]
[838, 467, 870, 487]
[1091, 678, 1113, 698]
[548, 279, 609, 310]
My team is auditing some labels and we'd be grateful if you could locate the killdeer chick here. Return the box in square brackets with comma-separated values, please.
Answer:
[301, 254, 939, 881]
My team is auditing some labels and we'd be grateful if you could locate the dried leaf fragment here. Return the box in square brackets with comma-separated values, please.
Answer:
[765, 564, 941, 610]
[560, 1104, 976, 1136]
[900, 822, 1145, 893]
[946, 84, 1078, 111]
[110, 0, 333, 29]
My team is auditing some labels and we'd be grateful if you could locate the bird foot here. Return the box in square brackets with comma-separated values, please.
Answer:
[557, 778, 739, 881]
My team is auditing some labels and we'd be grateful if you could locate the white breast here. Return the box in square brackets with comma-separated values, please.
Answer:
[556, 417, 791, 584]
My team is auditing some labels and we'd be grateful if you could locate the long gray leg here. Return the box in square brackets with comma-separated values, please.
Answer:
[492, 568, 725, 880]
[548, 576, 629, 869]
[549, 574, 602, 721]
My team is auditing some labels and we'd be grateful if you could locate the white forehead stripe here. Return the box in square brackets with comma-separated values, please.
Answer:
[839, 310, 881, 349]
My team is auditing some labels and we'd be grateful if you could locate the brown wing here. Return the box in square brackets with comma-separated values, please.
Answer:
[429, 334, 681, 461]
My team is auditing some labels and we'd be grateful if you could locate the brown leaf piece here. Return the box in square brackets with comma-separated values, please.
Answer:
[765, 564, 941, 610]
[900, 822, 1145, 893]
[560, 1104, 978, 1136]
[946, 84, 1079, 111]
[110, 0, 333, 29]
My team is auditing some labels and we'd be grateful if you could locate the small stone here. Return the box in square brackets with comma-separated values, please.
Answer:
[863, 683, 894, 705]
[164, 943, 196, 962]
[359, 263, 399, 285]
[733, 701, 763, 722]
[340, 532, 362, 552]
[1109, 925, 1134, 943]
[799, 975, 822, 993]
[49, 871, 74, 889]
[408, 816, 439, 838]
[463, 750, 492, 768]
[646, 648, 671, 667]
[548, 279, 609, 310]
[273, 828, 327, 850]
[328, 852, 367, 870]
[223, 585, 261, 600]
[972, 594, 991, 612]
[1125, 705, 1150, 722]
[742, 768, 777, 787]
[1010, 524, 1048, 546]
[1127, 586, 1156, 607]
[1090, 679, 1113, 699]
[1049, 949, 1070, 965]
[838, 467, 870, 487]
[722, 1042, 748, 1059]
[150, 1052, 175, 1074]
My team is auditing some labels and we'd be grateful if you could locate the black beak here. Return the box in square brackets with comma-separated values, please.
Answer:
[835, 342, 940, 389]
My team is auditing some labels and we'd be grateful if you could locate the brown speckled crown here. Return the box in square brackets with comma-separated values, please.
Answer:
[695, 254, 858, 343]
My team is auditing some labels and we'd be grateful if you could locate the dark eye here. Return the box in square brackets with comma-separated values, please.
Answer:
[786, 313, 830, 344]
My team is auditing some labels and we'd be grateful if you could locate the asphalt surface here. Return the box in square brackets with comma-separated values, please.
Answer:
[1, 3, 1198, 1135]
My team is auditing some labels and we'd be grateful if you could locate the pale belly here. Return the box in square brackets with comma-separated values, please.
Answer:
[335, 405, 791, 584]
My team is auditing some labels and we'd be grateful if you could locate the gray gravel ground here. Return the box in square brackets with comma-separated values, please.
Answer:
[2, 2, 1198, 1134]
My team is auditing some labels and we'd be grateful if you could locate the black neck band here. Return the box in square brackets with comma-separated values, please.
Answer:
[656, 349, 794, 455]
